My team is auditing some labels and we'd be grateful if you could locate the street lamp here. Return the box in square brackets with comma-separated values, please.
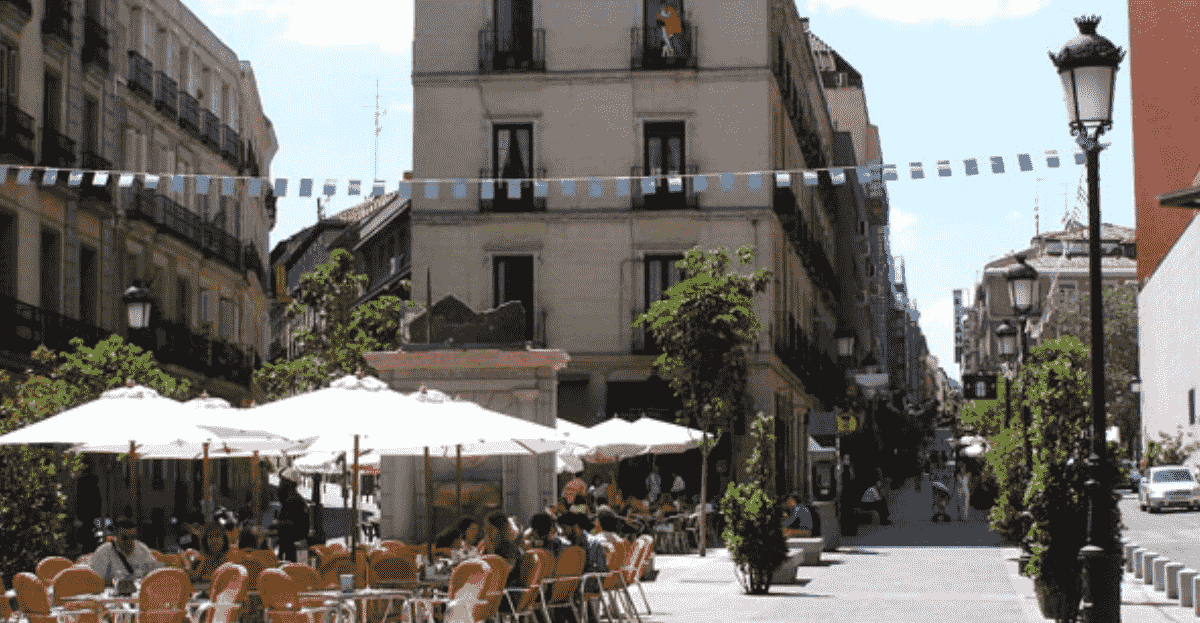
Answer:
[1050, 14, 1125, 622]
[995, 321, 1016, 427]
[1130, 379, 1142, 463]
[835, 329, 855, 359]
[122, 281, 155, 349]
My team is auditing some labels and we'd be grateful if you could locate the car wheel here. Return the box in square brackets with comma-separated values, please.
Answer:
[1149, 505, 1159, 514]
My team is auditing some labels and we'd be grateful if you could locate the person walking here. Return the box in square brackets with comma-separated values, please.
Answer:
[274, 468, 309, 562]
[645, 465, 662, 505]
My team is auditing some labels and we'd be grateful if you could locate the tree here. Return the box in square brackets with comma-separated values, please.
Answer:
[1143, 425, 1199, 469]
[1045, 283, 1138, 457]
[721, 410, 788, 594]
[254, 248, 423, 401]
[635, 245, 771, 556]
[0, 335, 192, 586]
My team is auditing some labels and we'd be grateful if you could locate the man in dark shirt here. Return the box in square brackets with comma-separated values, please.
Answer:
[275, 471, 309, 562]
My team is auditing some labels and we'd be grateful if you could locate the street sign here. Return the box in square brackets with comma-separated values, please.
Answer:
[837, 413, 859, 434]
[962, 374, 998, 400]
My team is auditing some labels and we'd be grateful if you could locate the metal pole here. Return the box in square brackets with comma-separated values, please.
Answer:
[1004, 375, 1012, 429]
[352, 434, 360, 572]
[202, 442, 210, 519]
[252, 450, 261, 528]
[129, 441, 138, 523]
[1079, 141, 1121, 622]
[455, 444, 462, 519]
[424, 446, 433, 562]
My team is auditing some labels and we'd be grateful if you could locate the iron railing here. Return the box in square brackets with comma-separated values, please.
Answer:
[0, 96, 36, 164]
[220, 125, 238, 165]
[80, 151, 112, 203]
[243, 241, 266, 287]
[2, 291, 109, 360]
[82, 16, 109, 73]
[154, 71, 177, 120]
[773, 184, 839, 301]
[478, 167, 547, 213]
[127, 51, 153, 103]
[40, 0, 72, 45]
[631, 23, 697, 70]
[478, 26, 545, 73]
[38, 126, 76, 168]
[772, 320, 846, 405]
[201, 110, 220, 150]
[153, 317, 252, 387]
[0, 0, 32, 21]
[178, 91, 200, 136]
[630, 164, 699, 210]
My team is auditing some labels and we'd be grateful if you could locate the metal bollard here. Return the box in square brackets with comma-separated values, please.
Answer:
[1181, 569, 1198, 608]
[1142, 552, 1159, 584]
[1154, 557, 1169, 592]
[1167, 562, 1185, 599]
[1124, 543, 1137, 572]
[1133, 547, 1146, 578]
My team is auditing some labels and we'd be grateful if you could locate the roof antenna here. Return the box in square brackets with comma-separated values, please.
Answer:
[363, 79, 388, 184]
[317, 196, 326, 221]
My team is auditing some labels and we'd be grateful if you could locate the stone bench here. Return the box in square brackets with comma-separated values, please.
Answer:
[771, 537, 824, 584]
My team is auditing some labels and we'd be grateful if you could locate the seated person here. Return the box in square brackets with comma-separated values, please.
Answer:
[593, 508, 626, 548]
[522, 512, 569, 557]
[237, 529, 262, 551]
[482, 512, 525, 587]
[187, 522, 238, 583]
[858, 480, 892, 526]
[569, 494, 590, 515]
[88, 516, 163, 586]
[781, 495, 817, 538]
[626, 497, 650, 516]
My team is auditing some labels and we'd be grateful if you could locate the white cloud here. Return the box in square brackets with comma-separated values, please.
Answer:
[890, 208, 916, 253]
[1007, 210, 1022, 220]
[805, 0, 1049, 23]
[200, 0, 414, 54]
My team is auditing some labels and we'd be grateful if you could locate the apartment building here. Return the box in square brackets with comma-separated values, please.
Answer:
[0, 0, 278, 405]
[407, 0, 898, 502]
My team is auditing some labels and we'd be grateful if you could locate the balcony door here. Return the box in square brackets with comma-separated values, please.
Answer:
[642, 121, 686, 209]
[494, 255, 534, 341]
[494, 0, 533, 68]
[0, 40, 16, 104]
[79, 244, 98, 326]
[491, 123, 534, 212]
[638, 254, 684, 353]
[40, 229, 60, 313]
[42, 71, 61, 132]
[643, 0, 685, 64]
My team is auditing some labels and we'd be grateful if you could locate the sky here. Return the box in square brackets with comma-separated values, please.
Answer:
[183, 0, 1134, 384]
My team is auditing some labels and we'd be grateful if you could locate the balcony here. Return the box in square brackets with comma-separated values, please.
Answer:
[243, 241, 267, 287]
[630, 164, 699, 211]
[631, 23, 697, 70]
[41, 0, 72, 46]
[265, 186, 277, 227]
[126, 51, 153, 104]
[0, 0, 32, 24]
[201, 110, 220, 151]
[0, 97, 36, 165]
[123, 186, 244, 274]
[178, 90, 200, 136]
[773, 185, 839, 301]
[220, 125, 238, 166]
[478, 167, 547, 213]
[82, 16, 110, 74]
[38, 126, 76, 169]
[2, 292, 110, 362]
[478, 26, 545, 73]
[153, 71, 177, 120]
[153, 193, 202, 247]
[79, 151, 113, 204]
[153, 318, 252, 388]
[202, 222, 241, 269]
[772, 323, 846, 406]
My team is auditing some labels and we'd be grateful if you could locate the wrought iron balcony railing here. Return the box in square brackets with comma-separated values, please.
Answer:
[631, 23, 697, 70]
[126, 51, 154, 104]
[154, 71, 177, 120]
[2, 292, 110, 361]
[0, 96, 36, 165]
[82, 16, 110, 73]
[478, 26, 546, 73]
[243, 241, 266, 287]
[38, 126, 76, 169]
[221, 125, 238, 165]
[631, 164, 699, 211]
[201, 110, 221, 151]
[79, 150, 112, 203]
[202, 221, 241, 269]
[153, 317, 253, 387]
[478, 167, 547, 213]
[178, 90, 200, 136]
[41, 0, 72, 46]
[0, 0, 32, 22]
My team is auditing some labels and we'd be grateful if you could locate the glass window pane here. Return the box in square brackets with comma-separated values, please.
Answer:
[668, 138, 681, 173]
[648, 138, 662, 175]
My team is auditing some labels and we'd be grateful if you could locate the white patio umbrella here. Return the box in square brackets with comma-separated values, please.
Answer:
[554, 419, 596, 473]
[570, 416, 704, 461]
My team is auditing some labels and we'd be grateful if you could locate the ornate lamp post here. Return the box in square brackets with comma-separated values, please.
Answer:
[835, 328, 856, 360]
[1130, 379, 1141, 463]
[122, 280, 155, 348]
[995, 321, 1016, 427]
[1050, 14, 1125, 622]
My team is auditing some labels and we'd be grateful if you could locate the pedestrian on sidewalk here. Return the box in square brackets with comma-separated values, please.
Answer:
[859, 479, 891, 526]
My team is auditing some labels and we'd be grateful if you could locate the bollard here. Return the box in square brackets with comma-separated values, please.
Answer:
[1167, 562, 1184, 599]
[1154, 557, 1169, 592]
[1125, 543, 1138, 572]
[1181, 569, 1197, 608]
[1133, 548, 1146, 578]
[1143, 552, 1159, 584]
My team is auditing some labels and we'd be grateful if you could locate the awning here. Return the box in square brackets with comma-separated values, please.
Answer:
[1156, 185, 1200, 209]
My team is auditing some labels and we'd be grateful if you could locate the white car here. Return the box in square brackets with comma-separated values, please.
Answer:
[1139, 466, 1200, 513]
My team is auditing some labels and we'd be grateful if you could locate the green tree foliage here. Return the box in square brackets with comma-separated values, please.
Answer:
[958, 377, 1033, 543]
[635, 245, 771, 556]
[254, 249, 422, 401]
[0, 336, 192, 586]
[1047, 283, 1139, 456]
[721, 410, 788, 594]
[1143, 425, 1200, 469]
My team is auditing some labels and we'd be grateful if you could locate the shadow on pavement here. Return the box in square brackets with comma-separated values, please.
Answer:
[837, 475, 1015, 548]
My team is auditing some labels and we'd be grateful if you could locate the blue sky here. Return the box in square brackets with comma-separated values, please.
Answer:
[184, 0, 1134, 383]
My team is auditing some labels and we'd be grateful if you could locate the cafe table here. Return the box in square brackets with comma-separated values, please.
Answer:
[59, 589, 219, 623]
[298, 587, 419, 623]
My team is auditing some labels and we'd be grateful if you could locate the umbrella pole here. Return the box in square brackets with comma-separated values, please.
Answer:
[424, 446, 432, 563]
[455, 444, 462, 520]
[352, 434, 360, 567]
[203, 442, 211, 519]
[253, 451, 261, 529]
[128, 441, 137, 523]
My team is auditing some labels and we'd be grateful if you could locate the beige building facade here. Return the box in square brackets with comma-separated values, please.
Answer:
[411, 0, 876, 499]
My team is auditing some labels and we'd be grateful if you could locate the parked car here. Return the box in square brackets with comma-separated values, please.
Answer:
[1138, 465, 1200, 512]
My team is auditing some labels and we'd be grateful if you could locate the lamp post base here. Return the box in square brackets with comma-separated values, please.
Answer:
[1080, 547, 1123, 622]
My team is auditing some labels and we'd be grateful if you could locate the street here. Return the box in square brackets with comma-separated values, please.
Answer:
[1118, 490, 1200, 573]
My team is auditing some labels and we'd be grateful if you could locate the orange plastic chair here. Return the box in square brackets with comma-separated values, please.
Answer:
[51, 565, 106, 623]
[193, 563, 248, 623]
[317, 554, 354, 589]
[500, 549, 549, 623]
[327, 544, 348, 556]
[36, 557, 73, 586]
[13, 573, 55, 623]
[0, 576, 12, 623]
[596, 542, 632, 623]
[137, 567, 193, 623]
[540, 546, 584, 623]
[280, 563, 331, 609]
[441, 561, 490, 623]
[368, 555, 417, 587]
[257, 568, 334, 623]
[475, 555, 509, 623]
[618, 536, 653, 617]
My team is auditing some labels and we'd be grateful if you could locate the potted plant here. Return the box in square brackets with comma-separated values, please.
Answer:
[721, 410, 788, 594]
[1019, 336, 1124, 622]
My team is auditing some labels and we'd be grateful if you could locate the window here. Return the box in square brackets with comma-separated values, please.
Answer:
[125, 252, 139, 284]
[858, 219, 867, 237]
[40, 229, 61, 313]
[1068, 241, 1087, 256]
[0, 39, 16, 102]
[488, 123, 536, 212]
[83, 96, 99, 155]
[79, 245, 98, 325]
[493, 0, 533, 66]
[219, 297, 234, 341]
[1045, 240, 1063, 255]
[85, 0, 100, 19]
[43, 72, 62, 132]
[641, 0, 686, 67]
[1191, 388, 1196, 426]
[493, 255, 534, 341]
[640, 121, 687, 209]
[199, 287, 212, 326]
[0, 210, 14, 298]
[644, 254, 684, 310]
[1058, 283, 1077, 307]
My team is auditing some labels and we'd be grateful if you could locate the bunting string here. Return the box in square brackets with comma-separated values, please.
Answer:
[0, 149, 1085, 200]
